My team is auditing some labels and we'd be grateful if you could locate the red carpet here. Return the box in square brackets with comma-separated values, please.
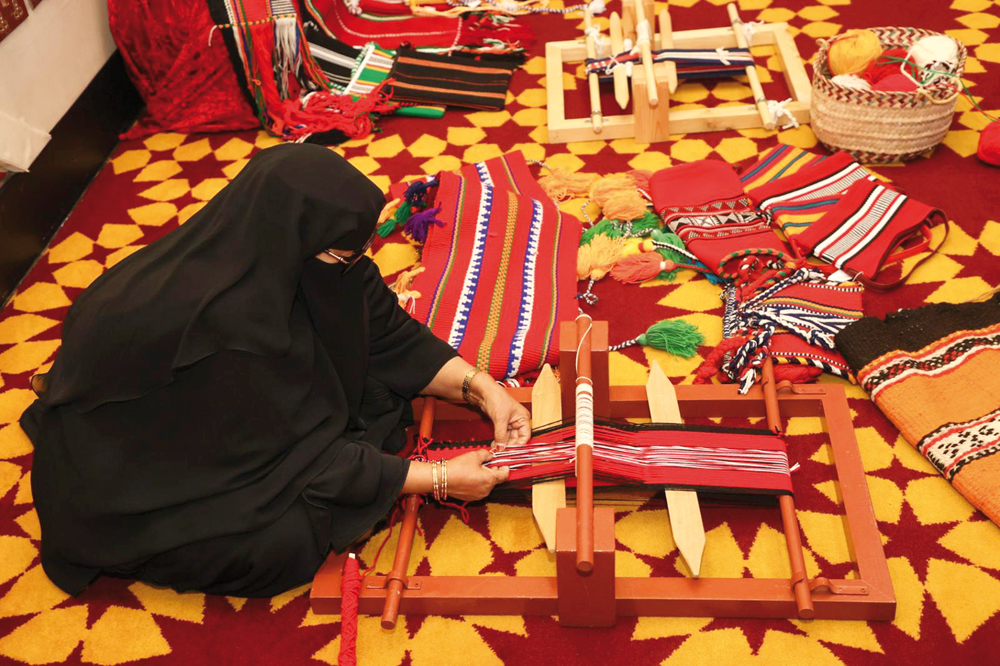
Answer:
[1, 1, 1000, 663]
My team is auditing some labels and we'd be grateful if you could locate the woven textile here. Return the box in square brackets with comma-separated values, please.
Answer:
[723, 269, 864, 387]
[650, 160, 788, 276]
[586, 47, 753, 81]
[739, 143, 829, 191]
[793, 179, 946, 282]
[389, 49, 518, 111]
[746, 150, 876, 238]
[408, 152, 581, 381]
[836, 295, 1000, 525]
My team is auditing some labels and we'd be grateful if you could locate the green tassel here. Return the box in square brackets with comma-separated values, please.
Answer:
[628, 211, 661, 237]
[636, 319, 704, 358]
[580, 218, 623, 246]
[378, 201, 412, 238]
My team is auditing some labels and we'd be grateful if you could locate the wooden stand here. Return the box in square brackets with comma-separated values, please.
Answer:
[311, 322, 894, 625]
[545, 1, 811, 144]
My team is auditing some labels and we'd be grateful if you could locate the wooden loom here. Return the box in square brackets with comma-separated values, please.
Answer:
[311, 319, 895, 626]
[546, 1, 812, 144]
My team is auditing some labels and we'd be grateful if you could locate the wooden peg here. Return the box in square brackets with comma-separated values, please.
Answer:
[609, 12, 630, 110]
[727, 3, 774, 129]
[658, 9, 678, 94]
[583, 10, 604, 133]
[531, 364, 565, 552]
[622, 0, 636, 41]
[646, 362, 706, 578]
[632, 0, 658, 108]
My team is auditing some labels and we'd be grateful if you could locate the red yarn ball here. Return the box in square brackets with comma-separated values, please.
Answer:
[979, 123, 1000, 167]
[863, 47, 915, 85]
[872, 73, 918, 92]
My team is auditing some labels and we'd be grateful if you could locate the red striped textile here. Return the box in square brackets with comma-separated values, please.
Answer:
[420, 422, 793, 495]
[793, 179, 945, 281]
[408, 152, 582, 381]
[745, 151, 876, 238]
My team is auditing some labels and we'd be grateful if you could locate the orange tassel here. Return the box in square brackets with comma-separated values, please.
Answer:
[611, 252, 675, 284]
[539, 169, 599, 201]
[577, 235, 625, 281]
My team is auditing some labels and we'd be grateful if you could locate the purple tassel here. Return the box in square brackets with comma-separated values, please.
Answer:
[403, 206, 444, 243]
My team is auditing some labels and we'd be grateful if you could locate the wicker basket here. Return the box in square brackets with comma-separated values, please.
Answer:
[811, 27, 966, 164]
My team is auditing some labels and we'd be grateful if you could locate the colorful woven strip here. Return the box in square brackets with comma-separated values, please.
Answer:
[407, 151, 581, 381]
[746, 151, 876, 237]
[836, 294, 1000, 525]
[422, 421, 793, 494]
[739, 143, 829, 191]
[585, 47, 753, 79]
[389, 48, 518, 111]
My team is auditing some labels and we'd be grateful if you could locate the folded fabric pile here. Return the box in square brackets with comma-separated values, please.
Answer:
[836, 294, 1000, 525]
[389, 152, 582, 382]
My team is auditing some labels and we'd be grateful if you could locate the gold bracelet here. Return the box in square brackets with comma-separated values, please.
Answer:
[461, 368, 481, 405]
[442, 460, 448, 501]
[431, 461, 439, 502]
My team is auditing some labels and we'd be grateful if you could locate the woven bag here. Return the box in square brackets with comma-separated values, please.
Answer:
[811, 27, 966, 164]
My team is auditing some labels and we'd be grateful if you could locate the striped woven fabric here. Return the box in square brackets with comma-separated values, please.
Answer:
[836, 294, 1000, 525]
[408, 152, 582, 381]
[793, 179, 944, 280]
[745, 150, 876, 237]
[739, 143, 829, 191]
[389, 49, 518, 111]
[723, 269, 863, 385]
[586, 47, 753, 81]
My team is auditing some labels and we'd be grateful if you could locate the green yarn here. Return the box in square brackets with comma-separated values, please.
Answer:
[636, 319, 704, 358]
[629, 211, 661, 237]
[581, 211, 663, 246]
[377, 200, 412, 238]
[579, 218, 623, 246]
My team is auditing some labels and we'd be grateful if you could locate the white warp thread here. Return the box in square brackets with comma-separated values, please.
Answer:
[766, 97, 800, 130]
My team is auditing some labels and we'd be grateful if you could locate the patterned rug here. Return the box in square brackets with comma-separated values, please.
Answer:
[2, 0, 1000, 663]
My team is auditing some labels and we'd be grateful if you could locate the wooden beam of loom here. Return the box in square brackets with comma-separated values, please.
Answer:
[646, 361, 706, 578]
[544, 2, 811, 144]
[531, 364, 565, 552]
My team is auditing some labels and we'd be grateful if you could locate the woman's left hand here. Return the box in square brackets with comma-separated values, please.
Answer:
[471, 374, 531, 451]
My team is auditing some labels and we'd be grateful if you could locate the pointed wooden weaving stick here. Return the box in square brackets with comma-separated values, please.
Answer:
[657, 9, 679, 94]
[583, 10, 604, 133]
[609, 12, 630, 110]
[632, 0, 658, 108]
[531, 364, 565, 552]
[646, 361, 706, 577]
[726, 3, 774, 129]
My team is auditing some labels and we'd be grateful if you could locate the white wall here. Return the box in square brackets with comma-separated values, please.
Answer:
[0, 0, 116, 172]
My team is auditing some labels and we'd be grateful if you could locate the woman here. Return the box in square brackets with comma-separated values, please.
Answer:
[20, 144, 531, 597]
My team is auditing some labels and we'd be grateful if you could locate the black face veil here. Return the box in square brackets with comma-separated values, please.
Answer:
[42, 143, 385, 412]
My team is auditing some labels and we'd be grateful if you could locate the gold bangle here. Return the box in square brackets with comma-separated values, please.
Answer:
[431, 461, 439, 502]
[462, 368, 481, 405]
[442, 460, 448, 501]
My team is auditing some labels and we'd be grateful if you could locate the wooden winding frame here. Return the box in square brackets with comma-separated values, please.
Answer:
[311, 320, 894, 625]
[545, 1, 812, 144]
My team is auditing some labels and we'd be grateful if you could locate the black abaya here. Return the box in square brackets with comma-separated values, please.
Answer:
[20, 145, 457, 596]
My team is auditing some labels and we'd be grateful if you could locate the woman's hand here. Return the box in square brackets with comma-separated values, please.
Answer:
[446, 450, 509, 501]
[470, 373, 531, 451]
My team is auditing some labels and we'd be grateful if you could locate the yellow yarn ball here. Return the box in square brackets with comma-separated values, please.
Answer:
[828, 29, 883, 76]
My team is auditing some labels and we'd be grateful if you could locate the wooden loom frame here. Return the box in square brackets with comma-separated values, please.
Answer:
[311, 321, 895, 625]
[545, 1, 812, 144]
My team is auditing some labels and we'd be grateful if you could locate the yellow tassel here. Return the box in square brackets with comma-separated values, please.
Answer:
[539, 168, 600, 202]
[577, 234, 625, 281]
[828, 29, 882, 76]
[589, 174, 648, 221]
[390, 266, 425, 310]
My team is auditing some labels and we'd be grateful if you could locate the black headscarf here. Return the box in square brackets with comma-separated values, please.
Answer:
[43, 143, 383, 412]
[21, 144, 457, 596]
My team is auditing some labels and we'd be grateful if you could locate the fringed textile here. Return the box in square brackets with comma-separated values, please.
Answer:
[405, 151, 582, 381]
[836, 294, 1000, 525]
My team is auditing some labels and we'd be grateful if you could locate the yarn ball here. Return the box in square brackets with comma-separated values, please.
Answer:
[872, 73, 918, 93]
[828, 29, 883, 76]
[831, 73, 871, 91]
[907, 35, 960, 85]
[863, 47, 917, 85]
[978, 123, 1000, 167]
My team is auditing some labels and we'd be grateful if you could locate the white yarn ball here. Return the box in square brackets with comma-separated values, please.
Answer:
[831, 73, 871, 91]
[907, 35, 960, 85]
